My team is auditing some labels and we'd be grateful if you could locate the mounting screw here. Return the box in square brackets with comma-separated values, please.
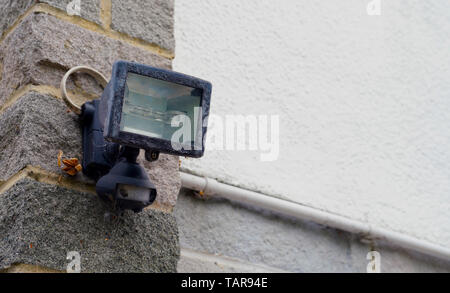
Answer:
[145, 150, 160, 162]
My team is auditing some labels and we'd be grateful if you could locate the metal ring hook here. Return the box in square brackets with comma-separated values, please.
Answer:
[60, 66, 109, 115]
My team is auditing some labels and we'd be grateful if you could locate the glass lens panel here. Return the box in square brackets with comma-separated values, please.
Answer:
[120, 73, 202, 148]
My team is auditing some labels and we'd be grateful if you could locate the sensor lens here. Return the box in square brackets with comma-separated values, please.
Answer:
[116, 184, 153, 203]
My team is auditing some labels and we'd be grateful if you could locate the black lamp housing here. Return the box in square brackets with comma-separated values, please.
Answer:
[100, 60, 212, 158]
[80, 60, 212, 213]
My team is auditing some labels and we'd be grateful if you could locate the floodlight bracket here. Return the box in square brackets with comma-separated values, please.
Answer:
[80, 99, 120, 181]
[81, 100, 158, 213]
[80, 100, 160, 181]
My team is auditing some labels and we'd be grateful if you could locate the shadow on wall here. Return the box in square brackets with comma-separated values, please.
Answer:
[174, 189, 450, 273]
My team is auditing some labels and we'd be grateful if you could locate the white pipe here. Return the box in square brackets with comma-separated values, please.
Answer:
[180, 172, 450, 262]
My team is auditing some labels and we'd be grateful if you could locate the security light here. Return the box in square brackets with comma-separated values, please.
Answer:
[100, 61, 212, 158]
[62, 61, 212, 213]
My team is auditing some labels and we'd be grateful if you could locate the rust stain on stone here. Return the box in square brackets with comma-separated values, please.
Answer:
[1, 264, 63, 273]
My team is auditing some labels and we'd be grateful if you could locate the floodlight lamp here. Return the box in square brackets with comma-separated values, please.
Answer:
[62, 61, 212, 213]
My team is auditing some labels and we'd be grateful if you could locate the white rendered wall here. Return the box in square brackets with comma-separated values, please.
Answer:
[173, 0, 450, 248]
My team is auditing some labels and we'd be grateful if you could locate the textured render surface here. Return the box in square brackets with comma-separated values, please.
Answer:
[111, 0, 175, 52]
[0, 12, 171, 108]
[0, 179, 179, 273]
[0, 0, 35, 38]
[39, 0, 101, 24]
[175, 190, 450, 273]
[175, 0, 450, 247]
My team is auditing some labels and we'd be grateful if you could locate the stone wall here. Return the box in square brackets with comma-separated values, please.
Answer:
[0, 0, 179, 273]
